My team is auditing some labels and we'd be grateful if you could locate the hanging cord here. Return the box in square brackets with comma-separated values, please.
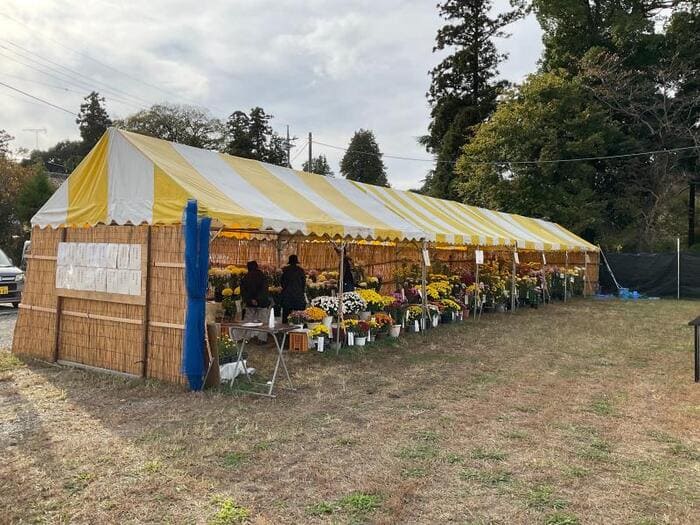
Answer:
[597, 244, 622, 291]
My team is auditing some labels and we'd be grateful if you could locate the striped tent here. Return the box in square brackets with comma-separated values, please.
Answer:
[33, 128, 596, 252]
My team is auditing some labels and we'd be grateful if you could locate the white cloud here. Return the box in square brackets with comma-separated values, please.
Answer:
[0, 0, 542, 189]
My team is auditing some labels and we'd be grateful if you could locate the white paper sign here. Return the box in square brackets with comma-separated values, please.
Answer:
[128, 245, 141, 270]
[76, 243, 86, 266]
[128, 270, 142, 295]
[514, 251, 520, 264]
[94, 268, 107, 292]
[55, 242, 143, 296]
[475, 250, 484, 265]
[86, 244, 97, 268]
[64, 265, 75, 289]
[105, 244, 119, 269]
[421, 248, 431, 267]
[55, 266, 66, 289]
[57, 243, 69, 264]
[106, 269, 119, 293]
[117, 269, 131, 294]
[117, 244, 130, 269]
[83, 267, 96, 292]
[542, 253, 547, 265]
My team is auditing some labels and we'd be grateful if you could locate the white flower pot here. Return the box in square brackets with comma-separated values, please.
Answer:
[390, 325, 401, 338]
[307, 322, 321, 330]
[347, 332, 355, 346]
[359, 311, 371, 321]
[355, 336, 367, 346]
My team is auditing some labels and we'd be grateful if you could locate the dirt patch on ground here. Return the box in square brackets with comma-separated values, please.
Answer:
[1, 300, 699, 524]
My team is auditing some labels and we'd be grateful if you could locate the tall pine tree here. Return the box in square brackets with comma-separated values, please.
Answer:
[77, 91, 112, 153]
[421, 0, 523, 199]
[340, 130, 389, 186]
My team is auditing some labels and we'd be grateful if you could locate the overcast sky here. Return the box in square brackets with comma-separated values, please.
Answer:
[1, 0, 543, 189]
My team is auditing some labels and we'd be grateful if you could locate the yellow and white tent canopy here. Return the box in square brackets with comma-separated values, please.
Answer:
[32, 128, 596, 252]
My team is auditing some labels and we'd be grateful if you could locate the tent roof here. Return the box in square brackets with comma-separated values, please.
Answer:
[32, 128, 597, 252]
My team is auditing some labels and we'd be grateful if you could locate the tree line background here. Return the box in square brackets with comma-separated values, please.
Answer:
[1, 0, 697, 264]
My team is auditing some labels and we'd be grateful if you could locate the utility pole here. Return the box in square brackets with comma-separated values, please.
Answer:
[689, 180, 697, 247]
[285, 125, 290, 167]
[308, 131, 313, 173]
[22, 127, 46, 149]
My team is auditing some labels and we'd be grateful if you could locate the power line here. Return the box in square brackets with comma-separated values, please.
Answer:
[0, 50, 144, 111]
[0, 40, 152, 109]
[0, 80, 77, 115]
[1, 12, 229, 114]
[0, 71, 88, 94]
[314, 140, 700, 166]
[290, 140, 308, 163]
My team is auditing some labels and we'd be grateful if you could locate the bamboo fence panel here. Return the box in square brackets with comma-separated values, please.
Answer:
[147, 226, 186, 384]
[12, 225, 188, 383]
[49, 226, 149, 375]
[12, 308, 55, 360]
[11, 226, 61, 359]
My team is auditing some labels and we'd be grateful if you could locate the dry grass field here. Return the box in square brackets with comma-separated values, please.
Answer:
[2, 299, 700, 524]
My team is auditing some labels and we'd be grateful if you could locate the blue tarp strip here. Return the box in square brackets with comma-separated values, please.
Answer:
[182, 199, 211, 391]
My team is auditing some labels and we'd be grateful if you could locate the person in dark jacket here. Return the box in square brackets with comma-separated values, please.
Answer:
[342, 255, 356, 292]
[240, 260, 270, 308]
[240, 261, 270, 341]
[280, 255, 306, 323]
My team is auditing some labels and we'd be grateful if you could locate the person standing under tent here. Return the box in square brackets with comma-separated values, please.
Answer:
[343, 255, 356, 292]
[280, 254, 306, 323]
[240, 260, 271, 342]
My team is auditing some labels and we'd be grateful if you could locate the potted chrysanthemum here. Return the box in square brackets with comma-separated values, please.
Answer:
[288, 310, 308, 329]
[303, 306, 327, 330]
[355, 321, 370, 346]
[309, 324, 330, 352]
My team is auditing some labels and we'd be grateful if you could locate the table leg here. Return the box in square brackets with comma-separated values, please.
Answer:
[695, 326, 699, 383]
[236, 339, 251, 383]
[267, 333, 294, 396]
[277, 333, 294, 389]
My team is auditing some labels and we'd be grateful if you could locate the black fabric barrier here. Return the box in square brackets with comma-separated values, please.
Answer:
[599, 252, 700, 298]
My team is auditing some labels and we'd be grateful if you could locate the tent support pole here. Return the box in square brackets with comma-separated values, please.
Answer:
[677, 236, 681, 300]
[52, 227, 67, 362]
[473, 250, 480, 322]
[420, 240, 428, 332]
[275, 236, 283, 268]
[564, 251, 568, 303]
[541, 251, 549, 304]
[336, 241, 345, 353]
[140, 225, 152, 378]
[511, 243, 517, 313]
